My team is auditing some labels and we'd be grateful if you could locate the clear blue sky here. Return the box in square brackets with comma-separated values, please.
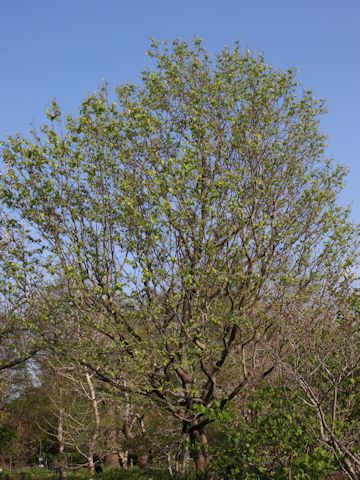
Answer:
[1, 0, 359, 220]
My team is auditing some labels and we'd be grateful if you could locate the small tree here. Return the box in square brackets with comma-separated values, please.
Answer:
[49, 364, 104, 479]
[1, 39, 357, 478]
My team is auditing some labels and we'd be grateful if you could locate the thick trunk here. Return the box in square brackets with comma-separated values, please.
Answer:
[104, 403, 120, 468]
[137, 449, 149, 467]
[104, 451, 120, 468]
[190, 427, 210, 480]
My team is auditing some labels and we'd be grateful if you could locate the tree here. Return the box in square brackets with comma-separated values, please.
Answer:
[1, 39, 357, 478]
[284, 293, 360, 478]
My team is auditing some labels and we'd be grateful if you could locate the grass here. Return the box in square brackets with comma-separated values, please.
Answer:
[0, 467, 194, 480]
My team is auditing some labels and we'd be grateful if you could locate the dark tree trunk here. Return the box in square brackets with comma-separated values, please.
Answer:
[58, 467, 66, 480]
[190, 427, 210, 480]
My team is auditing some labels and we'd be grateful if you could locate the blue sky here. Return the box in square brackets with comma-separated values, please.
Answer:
[1, 0, 359, 220]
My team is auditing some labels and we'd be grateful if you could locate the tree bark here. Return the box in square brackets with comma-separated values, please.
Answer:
[190, 427, 210, 480]
[182, 443, 191, 472]
[87, 455, 95, 479]
[85, 370, 100, 479]
[119, 450, 128, 468]
[104, 417, 120, 467]
[103, 400, 120, 468]
[57, 408, 67, 480]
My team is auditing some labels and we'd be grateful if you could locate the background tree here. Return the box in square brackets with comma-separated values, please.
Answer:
[284, 293, 360, 478]
[39, 363, 105, 479]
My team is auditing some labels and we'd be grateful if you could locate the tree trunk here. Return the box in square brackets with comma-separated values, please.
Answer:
[190, 427, 210, 480]
[85, 370, 100, 480]
[87, 455, 95, 479]
[104, 403, 120, 468]
[119, 450, 128, 468]
[58, 468, 66, 480]
[182, 443, 191, 472]
[137, 449, 149, 468]
[104, 451, 120, 469]
[57, 408, 67, 479]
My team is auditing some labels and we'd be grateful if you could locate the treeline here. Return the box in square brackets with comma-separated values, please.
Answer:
[0, 39, 359, 480]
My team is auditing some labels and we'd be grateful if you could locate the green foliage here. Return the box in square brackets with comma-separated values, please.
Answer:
[0, 416, 17, 457]
[210, 382, 335, 479]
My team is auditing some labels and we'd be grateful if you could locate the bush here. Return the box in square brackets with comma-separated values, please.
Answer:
[210, 382, 335, 479]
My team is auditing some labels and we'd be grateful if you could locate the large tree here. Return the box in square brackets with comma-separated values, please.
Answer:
[1, 39, 357, 478]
